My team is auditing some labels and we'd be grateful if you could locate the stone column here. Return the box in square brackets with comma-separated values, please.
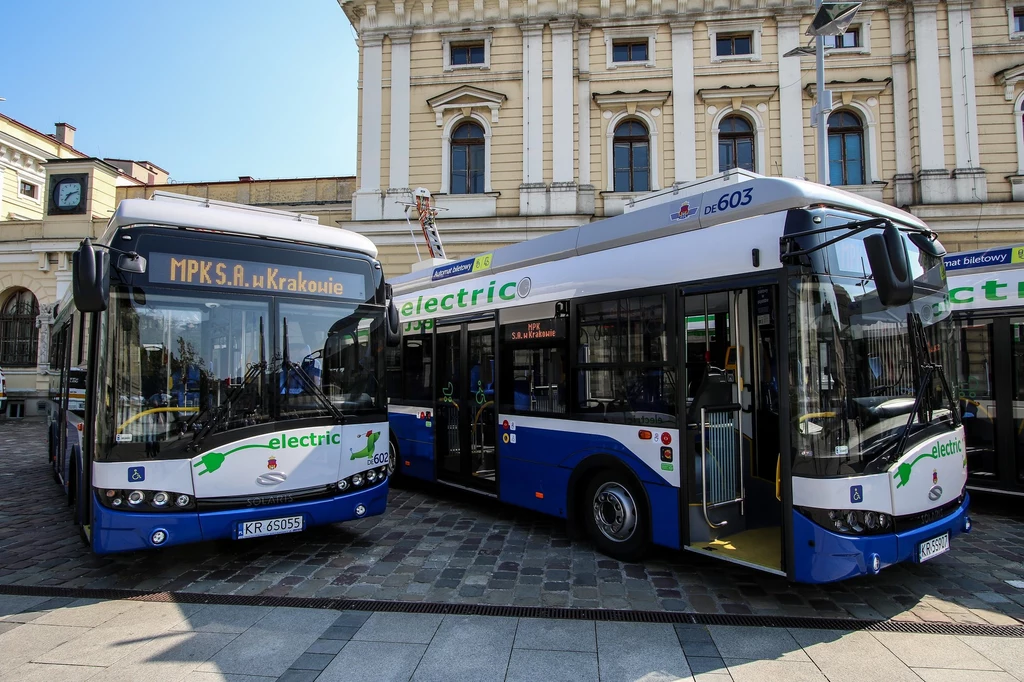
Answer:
[354, 34, 385, 220]
[777, 15, 806, 179]
[550, 20, 578, 214]
[889, 5, 915, 206]
[671, 21, 697, 183]
[385, 31, 414, 219]
[946, 1, 987, 201]
[912, 1, 951, 203]
[520, 22, 547, 215]
[577, 25, 595, 214]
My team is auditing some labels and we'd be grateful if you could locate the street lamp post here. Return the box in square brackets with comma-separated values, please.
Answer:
[784, 2, 862, 186]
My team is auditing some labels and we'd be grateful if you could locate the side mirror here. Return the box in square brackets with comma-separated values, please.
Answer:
[865, 223, 914, 307]
[118, 253, 147, 274]
[386, 298, 403, 348]
[72, 238, 110, 312]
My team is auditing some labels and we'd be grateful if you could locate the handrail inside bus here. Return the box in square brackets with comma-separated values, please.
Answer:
[117, 406, 199, 434]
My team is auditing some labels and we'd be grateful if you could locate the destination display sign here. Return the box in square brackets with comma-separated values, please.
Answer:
[149, 253, 366, 299]
[503, 318, 565, 343]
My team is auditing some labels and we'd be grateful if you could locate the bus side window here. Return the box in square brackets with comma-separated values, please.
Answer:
[400, 334, 432, 403]
[498, 317, 568, 415]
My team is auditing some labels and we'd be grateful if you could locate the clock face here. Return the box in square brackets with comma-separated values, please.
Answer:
[56, 180, 82, 209]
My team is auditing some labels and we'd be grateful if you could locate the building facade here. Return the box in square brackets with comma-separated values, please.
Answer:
[0, 115, 150, 417]
[336, 0, 1024, 273]
[117, 175, 356, 228]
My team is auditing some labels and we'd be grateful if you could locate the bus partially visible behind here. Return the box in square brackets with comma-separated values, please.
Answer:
[53, 192, 402, 553]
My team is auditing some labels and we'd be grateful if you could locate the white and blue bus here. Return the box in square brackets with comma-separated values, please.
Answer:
[55, 191, 401, 553]
[385, 172, 971, 583]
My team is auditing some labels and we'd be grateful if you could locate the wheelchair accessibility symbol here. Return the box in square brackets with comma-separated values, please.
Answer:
[850, 484, 863, 504]
[128, 466, 145, 483]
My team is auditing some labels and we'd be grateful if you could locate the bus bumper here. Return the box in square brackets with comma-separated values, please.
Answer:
[90, 483, 388, 554]
[791, 494, 971, 584]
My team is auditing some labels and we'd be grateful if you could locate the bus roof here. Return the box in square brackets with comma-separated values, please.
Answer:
[391, 173, 928, 293]
[101, 191, 378, 258]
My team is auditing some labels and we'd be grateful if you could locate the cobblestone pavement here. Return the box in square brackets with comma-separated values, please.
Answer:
[2, 420, 1023, 626]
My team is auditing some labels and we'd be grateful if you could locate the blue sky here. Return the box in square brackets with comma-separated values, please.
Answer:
[0, 1, 359, 183]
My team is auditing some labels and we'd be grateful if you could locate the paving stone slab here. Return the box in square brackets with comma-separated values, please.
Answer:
[596, 622, 691, 682]
[317, 640, 426, 682]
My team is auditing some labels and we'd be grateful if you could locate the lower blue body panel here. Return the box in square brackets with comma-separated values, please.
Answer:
[91, 482, 388, 554]
[791, 494, 971, 583]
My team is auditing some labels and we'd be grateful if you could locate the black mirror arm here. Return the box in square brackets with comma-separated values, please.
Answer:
[781, 218, 890, 261]
[87, 242, 144, 269]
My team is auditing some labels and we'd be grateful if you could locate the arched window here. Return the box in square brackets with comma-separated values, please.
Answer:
[718, 116, 755, 172]
[450, 121, 485, 194]
[613, 120, 650, 192]
[828, 110, 865, 186]
[0, 289, 39, 367]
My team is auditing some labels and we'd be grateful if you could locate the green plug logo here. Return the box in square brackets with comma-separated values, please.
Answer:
[194, 451, 227, 476]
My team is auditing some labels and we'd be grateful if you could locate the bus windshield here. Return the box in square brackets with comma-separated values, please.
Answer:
[789, 223, 958, 477]
[106, 288, 385, 461]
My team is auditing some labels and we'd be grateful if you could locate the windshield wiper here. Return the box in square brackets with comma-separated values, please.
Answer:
[280, 317, 347, 424]
[184, 317, 267, 452]
[877, 312, 960, 469]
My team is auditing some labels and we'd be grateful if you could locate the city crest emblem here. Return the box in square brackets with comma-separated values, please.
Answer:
[670, 202, 693, 222]
[268, 456, 277, 470]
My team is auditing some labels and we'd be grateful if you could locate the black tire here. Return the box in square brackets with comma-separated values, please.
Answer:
[581, 468, 649, 562]
[387, 437, 400, 480]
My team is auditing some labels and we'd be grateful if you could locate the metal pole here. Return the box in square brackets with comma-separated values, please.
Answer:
[815, 0, 830, 185]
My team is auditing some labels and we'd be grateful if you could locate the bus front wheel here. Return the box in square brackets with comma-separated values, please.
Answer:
[582, 470, 649, 562]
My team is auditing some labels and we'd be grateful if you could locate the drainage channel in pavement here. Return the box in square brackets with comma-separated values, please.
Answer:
[2, 582, 1022, 638]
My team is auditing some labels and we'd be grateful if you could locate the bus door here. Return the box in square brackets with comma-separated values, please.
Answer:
[434, 319, 497, 492]
[680, 286, 783, 575]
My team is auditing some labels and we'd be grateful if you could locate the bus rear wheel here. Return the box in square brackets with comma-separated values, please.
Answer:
[387, 438, 399, 480]
[582, 470, 648, 562]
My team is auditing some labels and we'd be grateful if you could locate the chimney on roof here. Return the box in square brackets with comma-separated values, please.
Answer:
[54, 122, 76, 147]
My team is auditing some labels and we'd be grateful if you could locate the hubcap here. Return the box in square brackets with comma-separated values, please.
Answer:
[592, 482, 637, 543]
[387, 442, 397, 478]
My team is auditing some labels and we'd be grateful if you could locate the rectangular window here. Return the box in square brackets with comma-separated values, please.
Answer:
[385, 345, 403, 399]
[499, 317, 567, 415]
[400, 334, 433, 402]
[824, 28, 860, 49]
[611, 40, 648, 63]
[576, 294, 676, 425]
[716, 33, 752, 57]
[1015, 8, 1024, 33]
[19, 181, 37, 199]
[450, 42, 485, 66]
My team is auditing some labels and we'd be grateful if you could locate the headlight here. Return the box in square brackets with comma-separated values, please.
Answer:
[152, 492, 170, 507]
[366, 470, 378, 483]
[352, 473, 364, 487]
[174, 494, 191, 508]
[338, 478, 350, 491]
[801, 507, 891, 536]
[127, 490, 146, 506]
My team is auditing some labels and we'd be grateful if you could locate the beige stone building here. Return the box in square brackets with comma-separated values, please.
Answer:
[335, 0, 1024, 272]
[117, 175, 356, 227]
[0, 114, 154, 417]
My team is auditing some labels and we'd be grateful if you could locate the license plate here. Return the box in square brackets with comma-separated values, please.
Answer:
[237, 515, 304, 540]
[918, 533, 950, 562]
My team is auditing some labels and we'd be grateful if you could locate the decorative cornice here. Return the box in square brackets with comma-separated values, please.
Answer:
[592, 90, 671, 107]
[697, 85, 778, 102]
[427, 85, 508, 125]
[804, 78, 891, 99]
[996, 63, 1024, 101]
